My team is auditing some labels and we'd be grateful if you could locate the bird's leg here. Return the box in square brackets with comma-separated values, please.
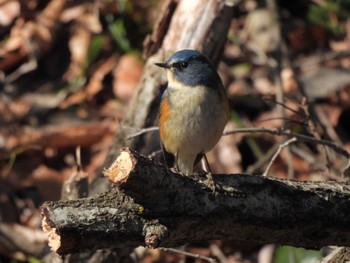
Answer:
[201, 154, 215, 191]
[201, 154, 212, 173]
[175, 152, 180, 171]
[170, 152, 180, 173]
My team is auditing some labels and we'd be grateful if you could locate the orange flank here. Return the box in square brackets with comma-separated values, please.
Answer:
[159, 95, 170, 141]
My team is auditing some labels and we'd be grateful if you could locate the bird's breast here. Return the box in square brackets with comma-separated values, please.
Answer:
[160, 83, 228, 155]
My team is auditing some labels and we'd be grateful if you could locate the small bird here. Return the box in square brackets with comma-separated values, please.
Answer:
[156, 49, 229, 174]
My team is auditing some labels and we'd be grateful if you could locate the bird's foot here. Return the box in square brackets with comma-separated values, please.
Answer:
[170, 167, 180, 174]
[205, 172, 216, 193]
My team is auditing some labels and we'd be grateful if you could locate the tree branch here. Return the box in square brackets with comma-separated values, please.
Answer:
[223, 127, 350, 159]
[41, 148, 350, 255]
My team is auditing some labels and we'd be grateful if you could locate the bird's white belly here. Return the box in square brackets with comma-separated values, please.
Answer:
[163, 85, 227, 155]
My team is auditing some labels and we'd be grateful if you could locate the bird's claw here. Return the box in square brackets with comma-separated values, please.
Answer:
[205, 172, 217, 193]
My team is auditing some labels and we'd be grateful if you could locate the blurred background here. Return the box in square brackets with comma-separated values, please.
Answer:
[1, 0, 350, 262]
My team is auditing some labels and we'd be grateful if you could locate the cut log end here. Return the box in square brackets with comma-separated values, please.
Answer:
[103, 148, 135, 184]
[41, 210, 61, 252]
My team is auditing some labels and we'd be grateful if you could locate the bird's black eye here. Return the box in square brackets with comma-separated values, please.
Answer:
[181, 62, 188, 69]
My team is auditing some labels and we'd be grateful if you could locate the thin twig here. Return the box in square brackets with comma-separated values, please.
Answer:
[4, 50, 38, 84]
[289, 145, 316, 164]
[148, 149, 162, 159]
[262, 96, 303, 116]
[266, 0, 295, 179]
[75, 146, 82, 171]
[126, 127, 159, 140]
[295, 50, 350, 70]
[209, 244, 229, 263]
[246, 141, 281, 174]
[256, 117, 306, 125]
[223, 127, 350, 159]
[263, 137, 297, 176]
[124, 125, 349, 160]
[160, 247, 217, 263]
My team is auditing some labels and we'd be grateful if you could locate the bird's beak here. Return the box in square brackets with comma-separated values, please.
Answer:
[155, 62, 170, 69]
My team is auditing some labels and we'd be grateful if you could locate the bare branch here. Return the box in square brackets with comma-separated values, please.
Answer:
[223, 127, 350, 159]
[263, 137, 297, 177]
[41, 148, 350, 255]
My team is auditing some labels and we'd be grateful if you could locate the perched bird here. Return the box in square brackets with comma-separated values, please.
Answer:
[156, 49, 229, 174]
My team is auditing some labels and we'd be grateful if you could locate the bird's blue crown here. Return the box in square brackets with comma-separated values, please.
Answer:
[166, 49, 222, 88]
[167, 49, 206, 64]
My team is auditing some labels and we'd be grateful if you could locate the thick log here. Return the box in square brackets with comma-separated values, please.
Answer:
[41, 148, 350, 255]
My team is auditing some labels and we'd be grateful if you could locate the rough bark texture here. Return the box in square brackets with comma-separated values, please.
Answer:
[90, 0, 234, 195]
[41, 148, 350, 255]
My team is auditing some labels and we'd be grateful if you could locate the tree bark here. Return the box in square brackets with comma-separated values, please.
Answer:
[41, 148, 350, 255]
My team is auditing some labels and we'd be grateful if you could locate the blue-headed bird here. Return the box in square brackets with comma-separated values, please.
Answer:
[156, 49, 229, 174]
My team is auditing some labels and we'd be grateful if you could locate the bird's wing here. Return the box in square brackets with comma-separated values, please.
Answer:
[161, 142, 175, 169]
[159, 88, 174, 168]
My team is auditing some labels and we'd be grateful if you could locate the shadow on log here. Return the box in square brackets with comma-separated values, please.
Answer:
[41, 147, 350, 255]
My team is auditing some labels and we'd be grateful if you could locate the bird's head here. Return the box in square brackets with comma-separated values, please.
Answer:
[155, 49, 221, 87]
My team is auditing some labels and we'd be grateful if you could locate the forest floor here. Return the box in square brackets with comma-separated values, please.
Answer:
[1, 0, 350, 262]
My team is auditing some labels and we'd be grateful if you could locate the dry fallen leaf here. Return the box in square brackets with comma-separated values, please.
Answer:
[245, 8, 280, 53]
[113, 54, 144, 102]
[63, 3, 102, 80]
[0, 0, 20, 27]
[5, 121, 116, 152]
[60, 57, 117, 108]
[0, 0, 68, 71]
